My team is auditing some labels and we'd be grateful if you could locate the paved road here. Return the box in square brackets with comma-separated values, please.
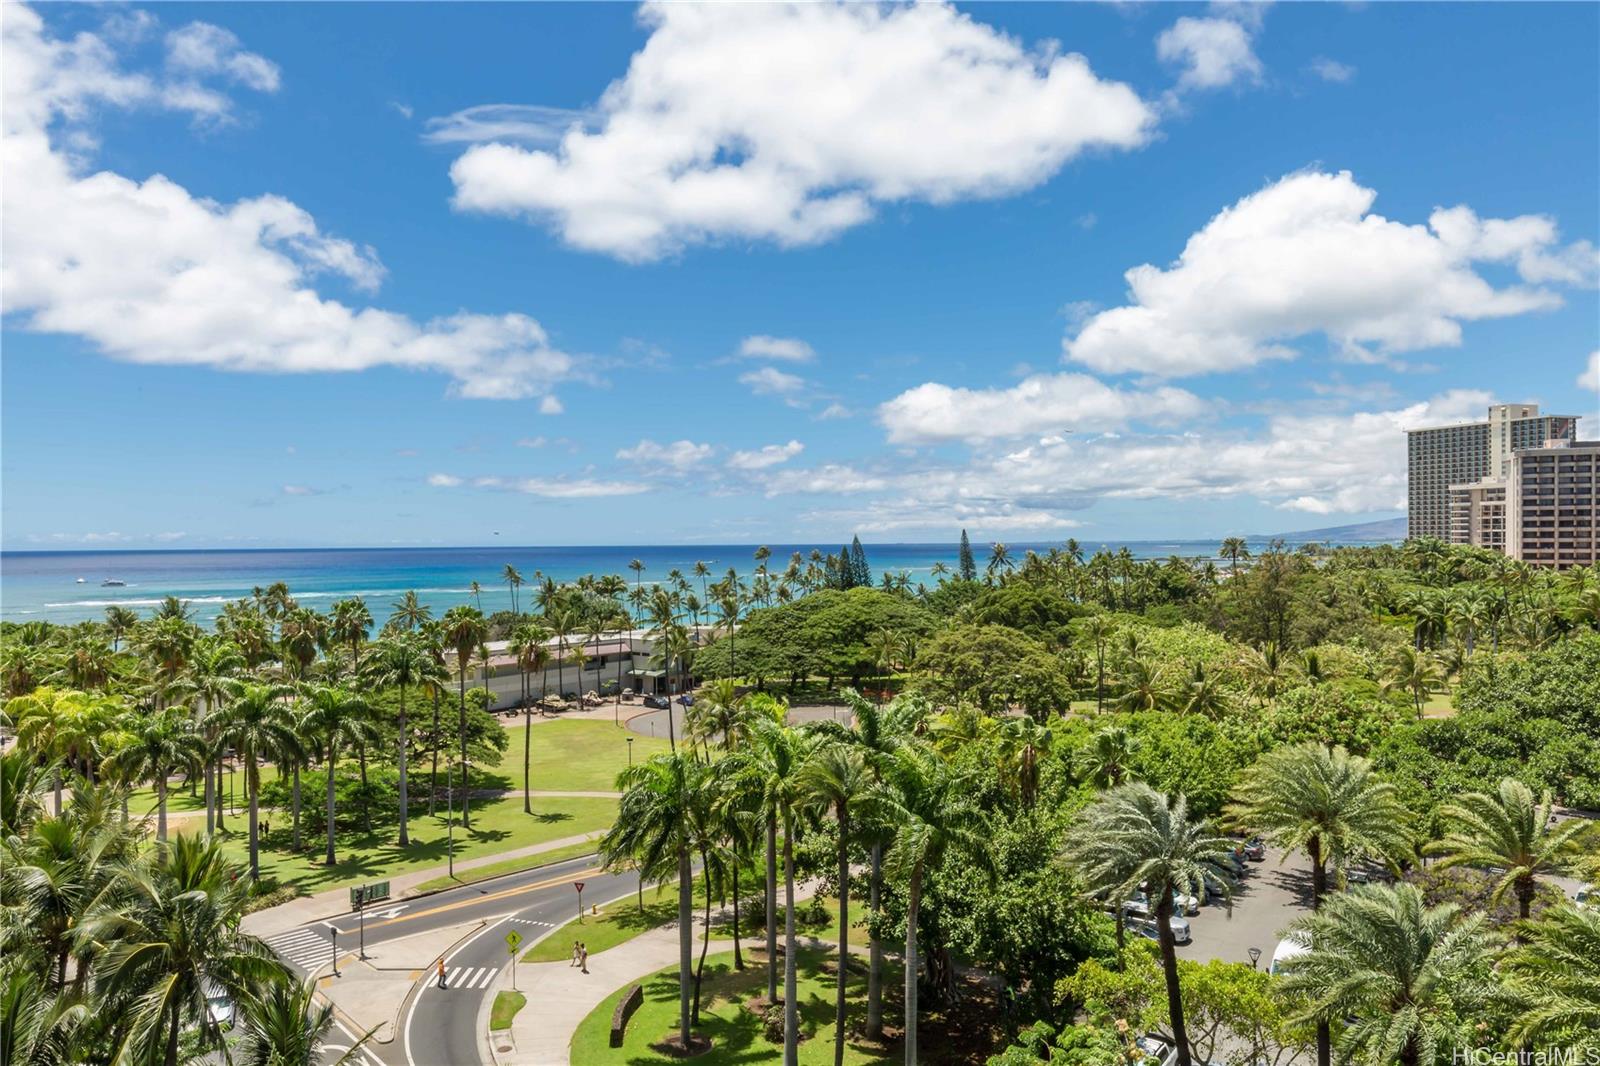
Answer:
[258, 852, 642, 1066]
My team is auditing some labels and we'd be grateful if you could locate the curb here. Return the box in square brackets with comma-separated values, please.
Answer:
[310, 917, 489, 1045]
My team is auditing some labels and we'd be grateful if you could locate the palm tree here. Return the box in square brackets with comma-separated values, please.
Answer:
[881, 744, 990, 1066]
[738, 715, 810, 1022]
[685, 677, 750, 754]
[508, 621, 552, 813]
[215, 682, 295, 880]
[365, 637, 444, 846]
[994, 716, 1052, 809]
[986, 542, 1013, 583]
[628, 558, 646, 620]
[234, 977, 371, 1066]
[503, 564, 525, 618]
[1501, 904, 1600, 1049]
[1227, 742, 1411, 1066]
[1074, 725, 1138, 788]
[800, 743, 874, 1066]
[113, 708, 203, 842]
[329, 598, 373, 679]
[600, 753, 698, 1052]
[1064, 783, 1236, 1066]
[104, 605, 140, 652]
[80, 837, 285, 1066]
[177, 638, 244, 838]
[1379, 645, 1443, 719]
[1425, 778, 1587, 921]
[1219, 536, 1251, 589]
[1277, 884, 1495, 1066]
[440, 606, 488, 829]
[1084, 615, 1115, 713]
[11, 687, 120, 810]
[388, 590, 431, 633]
[1113, 657, 1171, 713]
[0, 966, 87, 1064]
[1236, 642, 1291, 706]
[300, 685, 378, 866]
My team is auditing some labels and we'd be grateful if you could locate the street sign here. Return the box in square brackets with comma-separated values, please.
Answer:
[349, 880, 392, 910]
[505, 930, 523, 954]
[573, 881, 585, 892]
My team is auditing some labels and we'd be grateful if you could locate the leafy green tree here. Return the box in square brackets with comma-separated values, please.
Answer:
[1425, 777, 1587, 921]
[850, 536, 872, 590]
[1065, 783, 1235, 1066]
[881, 744, 989, 1066]
[959, 530, 977, 583]
[1278, 884, 1496, 1066]
[365, 637, 444, 846]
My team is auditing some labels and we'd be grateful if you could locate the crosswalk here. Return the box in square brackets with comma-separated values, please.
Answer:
[265, 926, 334, 973]
[440, 965, 502, 991]
[509, 916, 554, 928]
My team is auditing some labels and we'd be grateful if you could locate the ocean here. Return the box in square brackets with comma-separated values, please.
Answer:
[0, 538, 1383, 628]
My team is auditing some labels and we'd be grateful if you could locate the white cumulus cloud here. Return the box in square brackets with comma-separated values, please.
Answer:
[616, 438, 716, 471]
[1157, 16, 1261, 92]
[1063, 169, 1594, 377]
[164, 21, 280, 92]
[1, 5, 583, 404]
[728, 440, 805, 470]
[427, 473, 464, 487]
[1580, 350, 1600, 392]
[878, 372, 1205, 445]
[740, 366, 808, 397]
[446, 1, 1155, 261]
[738, 335, 814, 363]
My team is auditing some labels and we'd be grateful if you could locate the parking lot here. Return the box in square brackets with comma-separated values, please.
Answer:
[1178, 845, 1313, 968]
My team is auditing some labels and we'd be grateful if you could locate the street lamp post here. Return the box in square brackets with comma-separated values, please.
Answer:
[1248, 946, 1262, 971]
[326, 924, 339, 977]
[627, 737, 634, 767]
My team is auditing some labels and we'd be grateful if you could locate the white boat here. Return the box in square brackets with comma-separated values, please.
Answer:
[76, 577, 86, 583]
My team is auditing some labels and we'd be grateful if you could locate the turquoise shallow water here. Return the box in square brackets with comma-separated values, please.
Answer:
[0, 538, 1384, 627]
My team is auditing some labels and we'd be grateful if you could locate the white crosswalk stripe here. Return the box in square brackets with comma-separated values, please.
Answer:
[509, 917, 553, 927]
[264, 927, 333, 973]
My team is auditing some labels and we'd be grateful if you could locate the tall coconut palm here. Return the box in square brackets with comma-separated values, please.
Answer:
[600, 753, 697, 1052]
[1228, 742, 1411, 1066]
[388, 590, 431, 634]
[365, 637, 444, 846]
[104, 605, 140, 652]
[300, 685, 378, 866]
[1501, 904, 1600, 1049]
[994, 716, 1052, 809]
[1219, 536, 1250, 590]
[329, 598, 373, 679]
[1064, 783, 1236, 1066]
[508, 621, 552, 813]
[215, 682, 295, 880]
[11, 688, 119, 810]
[112, 708, 203, 842]
[880, 744, 990, 1066]
[440, 606, 488, 829]
[1277, 884, 1495, 1066]
[1425, 777, 1587, 921]
[176, 638, 244, 838]
[685, 677, 751, 754]
[738, 715, 811, 1022]
[800, 742, 874, 1066]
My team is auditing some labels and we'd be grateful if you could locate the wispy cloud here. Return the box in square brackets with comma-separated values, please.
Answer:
[423, 103, 596, 146]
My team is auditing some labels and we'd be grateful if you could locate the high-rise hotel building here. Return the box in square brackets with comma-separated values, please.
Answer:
[1406, 402, 1594, 567]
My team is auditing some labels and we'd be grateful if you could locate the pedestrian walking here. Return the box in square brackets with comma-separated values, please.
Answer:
[579, 942, 588, 974]
[437, 958, 447, 989]
[570, 940, 581, 967]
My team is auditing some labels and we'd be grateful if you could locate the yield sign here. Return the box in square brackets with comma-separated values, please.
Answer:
[574, 881, 586, 892]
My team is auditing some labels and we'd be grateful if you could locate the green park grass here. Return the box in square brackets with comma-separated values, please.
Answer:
[569, 948, 896, 1065]
[1421, 690, 1457, 718]
[487, 717, 669, 792]
[490, 990, 527, 1031]
[412, 837, 602, 894]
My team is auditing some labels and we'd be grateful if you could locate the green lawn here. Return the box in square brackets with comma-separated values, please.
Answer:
[1421, 691, 1456, 718]
[487, 718, 669, 792]
[217, 792, 619, 894]
[412, 838, 602, 894]
[490, 991, 527, 1031]
[569, 948, 897, 1065]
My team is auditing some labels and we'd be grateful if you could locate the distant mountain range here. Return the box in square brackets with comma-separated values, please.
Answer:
[1260, 516, 1407, 543]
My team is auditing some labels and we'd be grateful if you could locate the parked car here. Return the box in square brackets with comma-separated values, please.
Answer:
[642, 694, 671, 709]
[1134, 1035, 1178, 1066]
[1576, 884, 1595, 909]
[1269, 932, 1309, 976]
[1242, 837, 1266, 861]
[1128, 914, 1191, 944]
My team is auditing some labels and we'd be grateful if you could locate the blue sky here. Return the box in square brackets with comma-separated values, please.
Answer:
[3, 1, 1597, 549]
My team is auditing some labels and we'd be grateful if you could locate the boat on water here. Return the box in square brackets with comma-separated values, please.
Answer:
[101, 579, 127, 587]
[76, 577, 86, 583]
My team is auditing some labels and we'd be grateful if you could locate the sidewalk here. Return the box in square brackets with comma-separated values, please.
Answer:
[242, 829, 605, 939]
[316, 918, 485, 1044]
[495, 922, 736, 1066]
[491, 877, 828, 1066]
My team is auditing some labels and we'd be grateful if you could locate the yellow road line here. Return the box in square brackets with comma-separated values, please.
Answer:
[362, 866, 606, 931]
